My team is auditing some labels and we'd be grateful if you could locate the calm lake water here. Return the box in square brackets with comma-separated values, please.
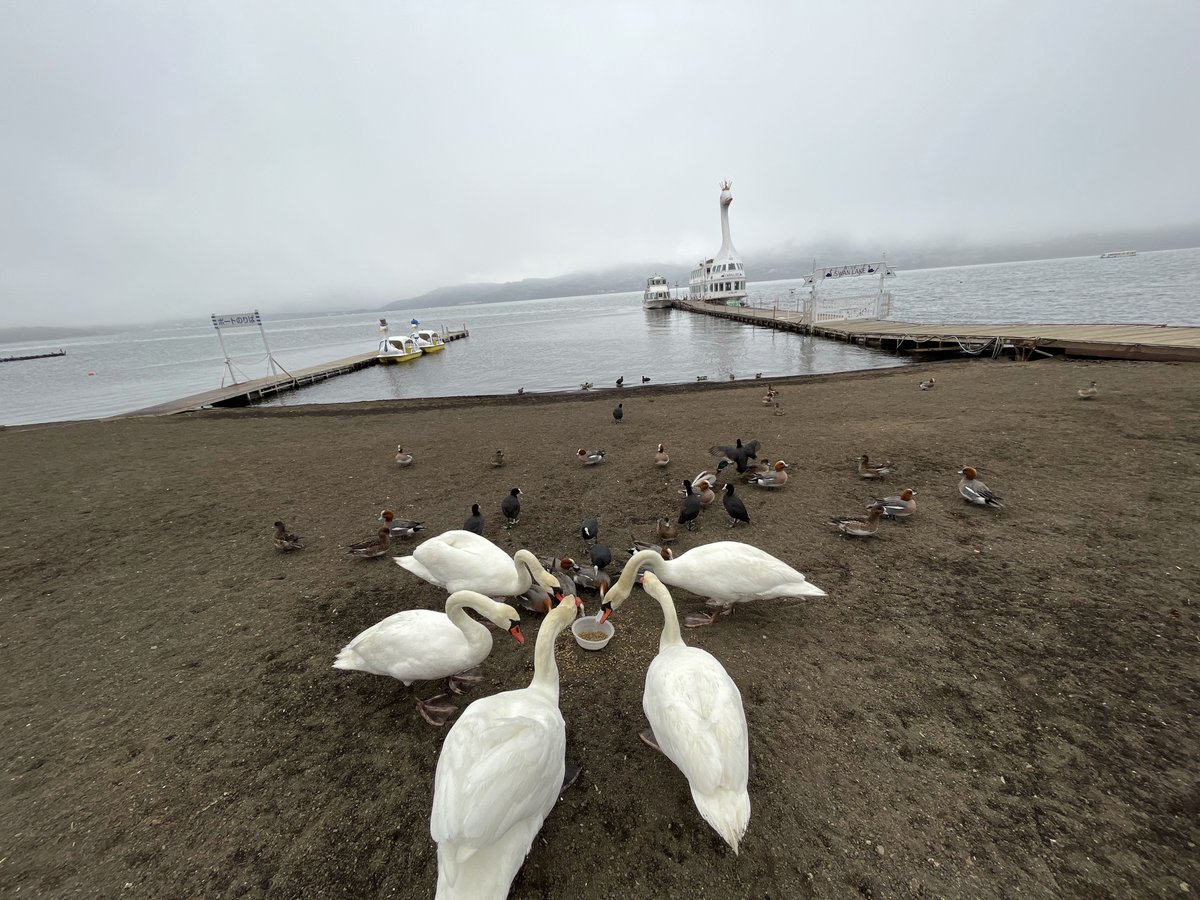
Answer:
[2, 248, 1197, 426]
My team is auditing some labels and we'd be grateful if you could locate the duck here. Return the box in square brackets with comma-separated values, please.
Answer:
[858, 454, 895, 479]
[394, 530, 561, 597]
[656, 517, 679, 544]
[632, 573, 750, 854]
[348, 526, 391, 558]
[395, 446, 414, 467]
[919, 377, 936, 391]
[580, 382, 593, 391]
[615, 375, 625, 388]
[430, 594, 580, 898]
[628, 538, 674, 562]
[709, 438, 761, 474]
[748, 460, 789, 489]
[378, 509, 426, 538]
[678, 480, 702, 532]
[689, 460, 730, 492]
[695, 479, 716, 507]
[827, 505, 884, 538]
[641, 375, 651, 384]
[332, 590, 524, 726]
[613, 403, 624, 424]
[577, 448, 606, 466]
[760, 387, 778, 406]
[600, 542, 826, 628]
[740, 458, 773, 480]
[463, 503, 485, 535]
[520, 558, 580, 614]
[654, 444, 670, 467]
[572, 564, 611, 596]
[958, 466, 1005, 508]
[868, 488, 916, 519]
[1077, 381, 1098, 400]
[722, 483, 750, 528]
[581, 516, 600, 543]
[272, 521, 303, 552]
[490, 449, 505, 468]
[500, 487, 522, 528]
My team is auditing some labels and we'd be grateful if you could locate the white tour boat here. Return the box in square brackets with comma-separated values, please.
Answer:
[1100, 250, 1137, 259]
[377, 334, 423, 364]
[688, 181, 748, 305]
[642, 274, 673, 309]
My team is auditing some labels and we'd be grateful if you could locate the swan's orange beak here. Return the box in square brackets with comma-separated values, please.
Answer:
[598, 601, 612, 625]
[508, 622, 525, 646]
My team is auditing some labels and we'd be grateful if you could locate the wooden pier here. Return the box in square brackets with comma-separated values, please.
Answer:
[125, 326, 469, 417]
[673, 300, 1200, 363]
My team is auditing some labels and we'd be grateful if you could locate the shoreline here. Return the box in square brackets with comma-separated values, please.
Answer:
[3, 357, 1196, 898]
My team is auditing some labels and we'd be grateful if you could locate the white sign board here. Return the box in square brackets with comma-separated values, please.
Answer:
[211, 312, 262, 329]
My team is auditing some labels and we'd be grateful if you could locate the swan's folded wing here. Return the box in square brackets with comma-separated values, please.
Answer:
[431, 704, 566, 847]
[645, 648, 749, 796]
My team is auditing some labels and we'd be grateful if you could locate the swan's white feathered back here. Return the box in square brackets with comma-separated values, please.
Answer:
[662, 541, 825, 603]
[332, 608, 491, 685]
[395, 530, 524, 595]
[644, 643, 750, 852]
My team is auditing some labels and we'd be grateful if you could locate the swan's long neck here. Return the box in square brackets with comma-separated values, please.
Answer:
[444, 594, 491, 649]
[607, 549, 667, 610]
[645, 584, 685, 650]
[511, 550, 544, 595]
[717, 191, 737, 259]
[529, 605, 572, 698]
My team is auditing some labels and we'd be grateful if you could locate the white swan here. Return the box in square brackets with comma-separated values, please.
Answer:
[637, 572, 750, 853]
[600, 542, 826, 627]
[395, 530, 560, 596]
[430, 592, 580, 899]
[332, 591, 524, 726]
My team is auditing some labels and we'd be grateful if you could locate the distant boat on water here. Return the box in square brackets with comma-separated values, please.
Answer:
[642, 274, 673, 309]
[1100, 250, 1137, 258]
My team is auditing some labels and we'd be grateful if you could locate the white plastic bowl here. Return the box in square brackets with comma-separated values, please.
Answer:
[571, 615, 615, 650]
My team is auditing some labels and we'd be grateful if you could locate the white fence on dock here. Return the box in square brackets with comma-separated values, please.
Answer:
[732, 290, 893, 325]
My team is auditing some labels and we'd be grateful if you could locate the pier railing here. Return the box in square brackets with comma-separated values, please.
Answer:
[711, 290, 893, 325]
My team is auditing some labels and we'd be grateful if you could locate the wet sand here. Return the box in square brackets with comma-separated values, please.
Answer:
[2, 358, 1197, 898]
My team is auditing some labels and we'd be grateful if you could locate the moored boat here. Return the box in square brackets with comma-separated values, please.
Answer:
[1100, 250, 1137, 258]
[377, 334, 423, 363]
[411, 328, 446, 352]
[643, 275, 673, 309]
[688, 181, 748, 305]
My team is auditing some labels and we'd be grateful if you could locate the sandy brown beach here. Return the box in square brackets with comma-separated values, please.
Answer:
[2, 358, 1197, 899]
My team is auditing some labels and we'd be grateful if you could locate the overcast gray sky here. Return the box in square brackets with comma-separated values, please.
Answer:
[2, 1, 1198, 327]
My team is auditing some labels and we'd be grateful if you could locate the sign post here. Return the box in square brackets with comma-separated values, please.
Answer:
[210, 310, 292, 387]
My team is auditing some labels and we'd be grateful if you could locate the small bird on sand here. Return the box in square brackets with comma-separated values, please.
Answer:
[616, 375, 624, 388]
[919, 377, 936, 391]
[395, 446, 414, 467]
[749, 460, 790, 489]
[613, 403, 624, 424]
[641, 376, 651, 383]
[589, 541, 612, 571]
[577, 448, 606, 466]
[1077, 381, 1098, 400]
[695, 479, 716, 507]
[678, 480, 702, 532]
[722, 483, 750, 528]
[580, 382, 593, 390]
[958, 467, 1004, 508]
[654, 443, 670, 467]
[273, 521, 303, 552]
[378, 510, 425, 538]
[516, 387, 525, 395]
[500, 487, 522, 528]
[696, 375, 708, 382]
[348, 527, 391, 558]
[868, 488, 917, 519]
[463, 503, 486, 534]
[828, 505, 884, 537]
[656, 517, 679, 544]
[858, 454, 895, 479]
[491, 449, 505, 468]
[580, 517, 600, 544]
[760, 387, 778, 406]
[709, 438, 761, 474]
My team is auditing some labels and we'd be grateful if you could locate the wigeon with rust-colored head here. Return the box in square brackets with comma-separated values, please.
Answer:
[958, 467, 1004, 508]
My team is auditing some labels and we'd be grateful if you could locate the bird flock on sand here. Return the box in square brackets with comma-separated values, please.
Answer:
[268, 373, 1099, 898]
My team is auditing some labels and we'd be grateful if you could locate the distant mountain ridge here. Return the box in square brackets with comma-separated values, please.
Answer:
[381, 223, 1200, 311]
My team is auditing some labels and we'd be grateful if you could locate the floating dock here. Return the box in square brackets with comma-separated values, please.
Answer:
[125, 327, 469, 417]
[1, 349, 67, 363]
[673, 300, 1200, 363]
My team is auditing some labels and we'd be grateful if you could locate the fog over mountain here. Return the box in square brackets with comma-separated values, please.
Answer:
[2, 2, 1198, 329]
